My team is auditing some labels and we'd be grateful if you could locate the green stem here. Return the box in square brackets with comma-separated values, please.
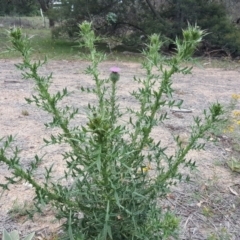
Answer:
[0, 153, 78, 208]
[144, 120, 213, 197]
[110, 81, 117, 124]
[129, 65, 175, 166]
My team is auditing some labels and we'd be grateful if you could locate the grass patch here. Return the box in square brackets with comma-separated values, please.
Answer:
[2, 18, 239, 65]
[0, 27, 144, 61]
[0, 16, 145, 61]
[0, 28, 80, 60]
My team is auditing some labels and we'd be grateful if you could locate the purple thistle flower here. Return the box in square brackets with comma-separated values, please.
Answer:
[110, 66, 120, 73]
[110, 66, 120, 83]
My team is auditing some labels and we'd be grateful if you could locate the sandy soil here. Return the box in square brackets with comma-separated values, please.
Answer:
[0, 59, 240, 239]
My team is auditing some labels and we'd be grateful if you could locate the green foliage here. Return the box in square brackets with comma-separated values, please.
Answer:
[49, 0, 163, 41]
[49, 0, 115, 37]
[106, 12, 117, 25]
[0, 22, 225, 239]
[47, 0, 240, 56]
[0, 0, 39, 16]
[0, 27, 80, 59]
[162, 0, 240, 55]
[2, 229, 35, 240]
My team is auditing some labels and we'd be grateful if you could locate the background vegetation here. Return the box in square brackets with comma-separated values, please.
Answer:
[0, 0, 240, 57]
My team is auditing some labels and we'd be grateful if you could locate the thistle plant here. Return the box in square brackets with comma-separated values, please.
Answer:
[0, 22, 224, 239]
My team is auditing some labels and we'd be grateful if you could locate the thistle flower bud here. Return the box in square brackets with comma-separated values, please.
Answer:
[110, 67, 120, 83]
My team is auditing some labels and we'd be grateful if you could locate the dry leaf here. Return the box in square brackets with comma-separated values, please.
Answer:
[167, 193, 175, 200]
[197, 200, 204, 207]
[229, 186, 238, 196]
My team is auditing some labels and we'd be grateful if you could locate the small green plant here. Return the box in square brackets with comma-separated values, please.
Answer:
[106, 12, 117, 25]
[227, 156, 240, 173]
[222, 94, 240, 135]
[207, 227, 232, 240]
[0, 23, 225, 239]
[8, 200, 35, 219]
[202, 205, 213, 218]
[2, 229, 35, 240]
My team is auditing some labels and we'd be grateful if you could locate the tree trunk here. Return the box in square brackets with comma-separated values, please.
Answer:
[49, 18, 55, 27]
[37, 0, 55, 27]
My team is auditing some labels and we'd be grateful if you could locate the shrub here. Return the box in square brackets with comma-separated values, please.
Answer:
[162, 0, 240, 56]
[0, 22, 224, 239]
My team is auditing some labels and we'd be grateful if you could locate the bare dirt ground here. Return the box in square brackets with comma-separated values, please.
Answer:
[0, 59, 240, 239]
